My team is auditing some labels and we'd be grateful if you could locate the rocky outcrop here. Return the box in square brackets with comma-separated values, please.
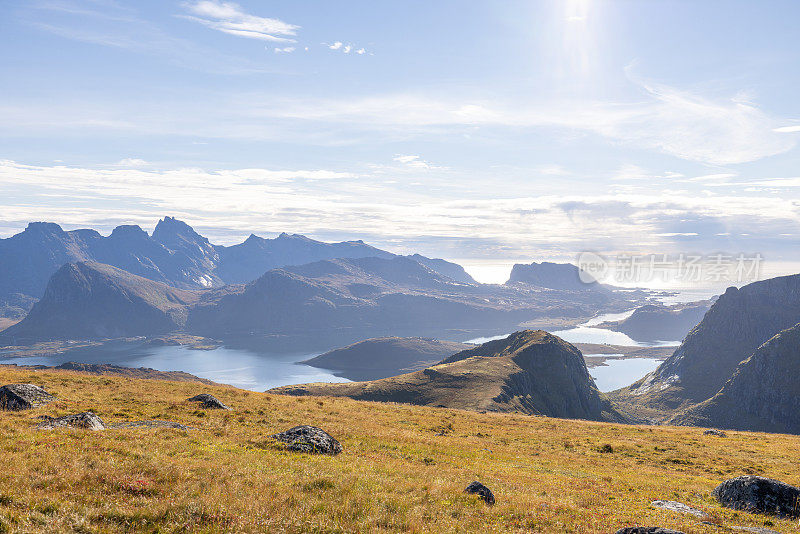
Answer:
[464, 481, 495, 505]
[37, 412, 105, 430]
[270, 425, 342, 455]
[713, 476, 800, 518]
[0, 383, 55, 410]
[272, 331, 627, 422]
[669, 323, 800, 434]
[703, 429, 727, 437]
[187, 394, 230, 410]
[613, 274, 800, 417]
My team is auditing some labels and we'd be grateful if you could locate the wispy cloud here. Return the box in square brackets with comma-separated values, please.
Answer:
[181, 1, 298, 42]
[28, 0, 276, 74]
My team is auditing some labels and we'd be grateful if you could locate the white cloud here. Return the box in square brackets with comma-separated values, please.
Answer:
[356, 48, 366, 55]
[328, 41, 342, 50]
[182, 1, 298, 42]
[274, 46, 295, 53]
[343, 45, 352, 53]
[117, 158, 150, 167]
[2, 159, 800, 263]
[774, 125, 800, 133]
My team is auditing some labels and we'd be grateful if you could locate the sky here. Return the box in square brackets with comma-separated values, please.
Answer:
[3, 0, 800, 284]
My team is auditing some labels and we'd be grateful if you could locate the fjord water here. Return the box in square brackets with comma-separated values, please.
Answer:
[0, 341, 350, 391]
[0, 310, 677, 392]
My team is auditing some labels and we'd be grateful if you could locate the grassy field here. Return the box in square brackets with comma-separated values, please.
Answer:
[0, 367, 799, 533]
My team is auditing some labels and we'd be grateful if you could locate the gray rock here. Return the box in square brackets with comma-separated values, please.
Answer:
[704, 429, 727, 437]
[464, 481, 495, 505]
[650, 500, 708, 518]
[615, 529, 685, 534]
[109, 420, 189, 430]
[713, 475, 800, 518]
[187, 393, 230, 410]
[0, 383, 55, 410]
[731, 527, 781, 534]
[270, 425, 342, 455]
[37, 412, 105, 431]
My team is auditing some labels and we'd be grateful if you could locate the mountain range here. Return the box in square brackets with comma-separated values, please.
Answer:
[0, 217, 467, 320]
[0, 252, 632, 346]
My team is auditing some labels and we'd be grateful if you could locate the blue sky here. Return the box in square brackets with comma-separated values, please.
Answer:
[3, 0, 800, 282]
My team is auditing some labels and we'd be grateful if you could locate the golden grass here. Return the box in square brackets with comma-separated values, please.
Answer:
[0, 367, 799, 533]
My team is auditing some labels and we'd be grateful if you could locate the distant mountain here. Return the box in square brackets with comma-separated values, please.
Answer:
[303, 337, 473, 380]
[506, 262, 600, 290]
[215, 232, 394, 283]
[1, 254, 639, 346]
[613, 274, 800, 418]
[403, 254, 476, 284]
[0, 217, 474, 316]
[669, 323, 800, 434]
[597, 300, 713, 342]
[0, 262, 199, 343]
[186, 256, 540, 339]
[271, 330, 627, 422]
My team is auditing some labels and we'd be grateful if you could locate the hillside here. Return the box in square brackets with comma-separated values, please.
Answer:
[272, 331, 625, 422]
[612, 274, 800, 418]
[1, 366, 799, 533]
[0, 262, 199, 344]
[669, 323, 800, 434]
[597, 300, 713, 343]
[303, 337, 473, 380]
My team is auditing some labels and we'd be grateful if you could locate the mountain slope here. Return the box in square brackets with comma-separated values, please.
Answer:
[668, 323, 800, 434]
[0, 262, 199, 343]
[613, 274, 800, 418]
[303, 337, 473, 380]
[272, 330, 626, 422]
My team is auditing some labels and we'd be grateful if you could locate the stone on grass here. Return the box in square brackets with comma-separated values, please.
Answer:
[37, 412, 106, 431]
[704, 429, 727, 437]
[464, 481, 495, 505]
[270, 425, 342, 455]
[713, 475, 800, 518]
[615, 528, 685, 534]
[0, 384, 55, 411]
[650, 500, 708, 518]
[187, 393, 230, 410]
[109, 420, 190, 430]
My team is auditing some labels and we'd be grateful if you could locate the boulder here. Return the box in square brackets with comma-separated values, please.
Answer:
[270, 425, 342, 455]
[187, 393, 230, 410]
[615, 529, 685, 534]
[704, 429, 727, 437]
[464, 481, 495, 505]
[713, 476, 800, 518]
[0, 384, 55, 410]
[37, 412, 105, 431]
